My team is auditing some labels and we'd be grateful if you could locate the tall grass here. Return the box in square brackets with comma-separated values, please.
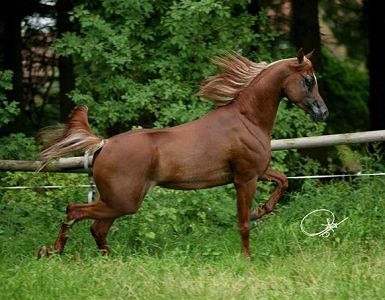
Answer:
[1, 175, 385, 299]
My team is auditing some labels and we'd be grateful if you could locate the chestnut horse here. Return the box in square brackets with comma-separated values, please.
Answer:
[37, 49, 327, 257]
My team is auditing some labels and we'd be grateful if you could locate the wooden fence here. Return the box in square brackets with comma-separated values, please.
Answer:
[1, 130, 384, 173]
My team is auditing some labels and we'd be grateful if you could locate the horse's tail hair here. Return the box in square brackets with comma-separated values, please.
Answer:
[37, 105, 105, 170]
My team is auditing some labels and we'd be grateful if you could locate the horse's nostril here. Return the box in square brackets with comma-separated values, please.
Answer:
[322, 109, 329, 120]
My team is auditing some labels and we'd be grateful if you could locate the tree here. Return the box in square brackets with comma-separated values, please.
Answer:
[53, 0, 280, 135]
[363, 0, 385, 130]
[290, 0, 322, 71]
[320, 0, 367, 61]
[0, 1, 36, 114]
[56, 0, 75, 122]
[316, 1, 370, 133]
[0, 0, 57, 135]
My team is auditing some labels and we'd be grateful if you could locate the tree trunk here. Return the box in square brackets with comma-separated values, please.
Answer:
[248, 0, 261, 33]
[2, 13, 23, 104]
[57, 0, 75, 122]
[290, 0, 327, 163]
[0, 0, 40, 135]
[290, 0, 322, 71]
[364, 0, 385, 130]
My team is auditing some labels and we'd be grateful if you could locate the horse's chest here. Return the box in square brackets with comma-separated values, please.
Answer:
[238, 150, 270, 169]
[231, 140, 271, 179]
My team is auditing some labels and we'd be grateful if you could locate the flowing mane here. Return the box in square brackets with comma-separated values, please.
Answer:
[197, 52, 269, 106]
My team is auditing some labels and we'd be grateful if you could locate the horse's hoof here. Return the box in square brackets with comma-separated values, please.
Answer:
[36, 246, 57, 259]
[99, 248, 110, 256]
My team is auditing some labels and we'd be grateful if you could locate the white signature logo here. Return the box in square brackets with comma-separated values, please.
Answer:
[300, 209, 348, 237]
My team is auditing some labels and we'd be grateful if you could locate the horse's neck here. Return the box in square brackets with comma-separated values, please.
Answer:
[235, 65, 288, 135]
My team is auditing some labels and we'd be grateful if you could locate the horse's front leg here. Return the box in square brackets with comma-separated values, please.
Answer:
[250, 168, 288, 220]
[235, 178, 257, 258]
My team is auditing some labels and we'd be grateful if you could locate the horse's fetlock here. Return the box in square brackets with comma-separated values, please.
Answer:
[239, 225, 250, 236]
[264, 204, 274, 213]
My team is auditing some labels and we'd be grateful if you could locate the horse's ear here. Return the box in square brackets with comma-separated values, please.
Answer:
[297, 48, 304, 64]
[305, 49, 315, 60]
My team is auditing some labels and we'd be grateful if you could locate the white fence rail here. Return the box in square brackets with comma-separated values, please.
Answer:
[1, 130, 384, 173]
[271, 130, 385, 150]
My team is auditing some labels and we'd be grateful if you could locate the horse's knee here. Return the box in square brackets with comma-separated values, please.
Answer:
[275, 174, 288, 191]
[281, 176, 289, 190]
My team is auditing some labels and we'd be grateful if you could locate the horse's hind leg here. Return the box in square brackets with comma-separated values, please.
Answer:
[250, 168, 288, 220]
[90, 218, 116, 255]
[37, 178, 154, 258]
[37, 199, 124, 258]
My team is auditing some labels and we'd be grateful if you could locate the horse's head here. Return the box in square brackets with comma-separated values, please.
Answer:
[282, 49, 328, 122]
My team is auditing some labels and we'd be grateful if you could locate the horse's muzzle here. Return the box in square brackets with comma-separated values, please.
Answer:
[305, 99, 329, 122]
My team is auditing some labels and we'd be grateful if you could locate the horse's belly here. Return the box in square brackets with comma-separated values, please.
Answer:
[157, 174, 232, 190]
[156, 165, 233, 190]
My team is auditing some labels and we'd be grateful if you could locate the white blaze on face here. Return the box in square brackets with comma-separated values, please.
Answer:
[303, 56, 318, 86]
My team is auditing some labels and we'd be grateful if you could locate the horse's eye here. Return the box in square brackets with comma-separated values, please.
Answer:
[304, 76, 314, 90]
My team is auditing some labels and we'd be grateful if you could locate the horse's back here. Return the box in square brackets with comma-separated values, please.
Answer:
[92, 109, 239, 191]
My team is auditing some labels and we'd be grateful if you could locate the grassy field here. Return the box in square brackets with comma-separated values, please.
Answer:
[1, 176, 385, 299]
[1, 240, 384, 299]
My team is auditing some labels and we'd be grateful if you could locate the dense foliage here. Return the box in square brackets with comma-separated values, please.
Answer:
[322, 49, 369, 133]
[320, 0, 367, 61]
[53, 0, 281, 133]
[0, 71, 19, 128]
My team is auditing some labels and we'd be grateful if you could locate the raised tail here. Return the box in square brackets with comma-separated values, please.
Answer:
[37, 105, 104, 168]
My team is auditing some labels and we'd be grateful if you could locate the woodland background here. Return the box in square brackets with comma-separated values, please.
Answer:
[1, 1, 385, 299]
[1, 0, 384, 138]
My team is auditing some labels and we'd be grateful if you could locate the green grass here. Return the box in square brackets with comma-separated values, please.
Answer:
[1, 240, 384, 299]
[1, 177, 385, 299]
